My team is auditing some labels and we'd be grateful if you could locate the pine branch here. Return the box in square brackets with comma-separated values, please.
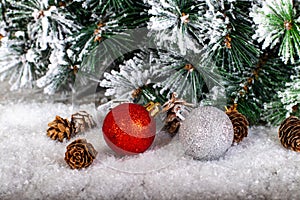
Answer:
[201, 0, 260, 73]
[1, 0, 80, 92]
[263, 63, 300, 125]
[145, 0, 207, 55]
[228, 48, 295, 124]
[0, 37, 49, 90]
[118, 0, 150, 28]
[37, 64, 77, 94]
[69, 0, 139, 62]
[1, 0, 7, 23]
[70, 0, 135, 13]
[99, 49, 209, 105]
[251, 0, 300, 64]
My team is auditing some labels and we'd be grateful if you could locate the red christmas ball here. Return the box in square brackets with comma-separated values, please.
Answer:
[102, 103, 156, 155]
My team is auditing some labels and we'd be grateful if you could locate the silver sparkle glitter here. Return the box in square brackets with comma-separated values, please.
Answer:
[179, 106, 234, 160]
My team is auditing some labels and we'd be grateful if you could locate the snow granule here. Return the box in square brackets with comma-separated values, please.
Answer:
[0, 102, 300, 199]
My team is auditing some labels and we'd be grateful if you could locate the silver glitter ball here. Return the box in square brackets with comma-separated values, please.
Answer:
[179, 106, 234, 160]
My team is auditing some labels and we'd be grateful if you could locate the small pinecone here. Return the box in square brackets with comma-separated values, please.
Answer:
[65, 138, 98, 169]
[278, 116, 300, 152]
[164, 112, 181, 136]
[71, 111, 97, 135]
[47, 116, 73, 142]
[226, 110, 249, 143]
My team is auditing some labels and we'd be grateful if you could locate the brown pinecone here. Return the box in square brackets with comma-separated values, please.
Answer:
[71, 111, 97, 135]
[164, 112, 181, 136]
[162, 93, 193, 136]
[65, 138, 98, 169]
[226, 109, 249, 143]
[278, 116, 300, 152]
[47, 116, 73, 142]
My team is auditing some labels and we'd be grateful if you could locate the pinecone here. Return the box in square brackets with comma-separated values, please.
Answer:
[47, 116, 73, 142]
[71, 111, 97, 135]
[278, 116, 300, 152]
[164, 112, 181, 136]
[226, 109, 249, 143]
[65, 138, 98, 169]
[162, 93, 193, 136]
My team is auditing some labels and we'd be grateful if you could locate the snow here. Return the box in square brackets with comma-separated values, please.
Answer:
[1, 98, 300, 199]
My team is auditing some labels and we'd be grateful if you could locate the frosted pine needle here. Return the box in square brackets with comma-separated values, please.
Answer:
[8, 1, 79, 51]
[99, 52, 161, 99]
[145, 0, 206, 55]
[100, 50, 208, 104]
[251, 0, 300, 64]
[0, 38, 46, 90]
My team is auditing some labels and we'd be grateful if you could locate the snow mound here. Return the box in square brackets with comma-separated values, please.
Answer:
[0, 102, 299, 199]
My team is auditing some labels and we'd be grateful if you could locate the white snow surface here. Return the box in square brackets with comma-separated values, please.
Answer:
[1, 101, 300, 199]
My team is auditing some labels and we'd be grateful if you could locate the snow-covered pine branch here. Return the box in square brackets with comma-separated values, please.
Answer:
[0, 34, 47, 90]
[145, 0, 206, 55]
[1, 0, 79, 92]
[99, 52, 161, 100]
[201, 0, 259, 73]
[251, 0, 300, 64]
[100, 50, 209, 105]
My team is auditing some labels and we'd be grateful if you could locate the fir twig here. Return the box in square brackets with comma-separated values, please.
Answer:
[230, 48, 295, 125]
[201, 1, 260, 73]
[251, 0, 300, 64]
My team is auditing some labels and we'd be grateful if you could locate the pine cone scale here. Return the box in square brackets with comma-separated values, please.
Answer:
[48, 121, 56, 127]
[86, 143, 98, 158]
[58, 123, 66, 132]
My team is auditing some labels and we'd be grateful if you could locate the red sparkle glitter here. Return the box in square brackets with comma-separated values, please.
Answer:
[102, 103, 156, 155]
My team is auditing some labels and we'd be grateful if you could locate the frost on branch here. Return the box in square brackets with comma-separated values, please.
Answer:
[153, 51, 208, 104]
[251, 0, 300, 64]
[2, 0, 79, 92]
[0, 36, 47, 90]
[100, 50, 209, 104]
[200, 0, 259, 73]
[145, 0, 206, 55]
[36, 43, 71, 94]
[99, 52, 161, 99]
[262, 63, 299, 125]
[8, 0, 79, 51]
[278, 65, 300, 116]
[71, 11, 128, 62]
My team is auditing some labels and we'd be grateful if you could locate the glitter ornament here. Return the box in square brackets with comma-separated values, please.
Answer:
[102, 103, 156, 155]
[179, 106, 234, 160]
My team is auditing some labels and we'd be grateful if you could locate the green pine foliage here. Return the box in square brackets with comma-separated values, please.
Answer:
[0, 0, 4, 22]
[251, 0, 300, 64]
[99, 49, 209, 105]
[231, 56, 295, 124]
[145, 0, 207, 55]
[0, 0, 300, 126]
[263, 62, 300, 125]
[67, 0, 148, 63]
[202, 0, 260, 74]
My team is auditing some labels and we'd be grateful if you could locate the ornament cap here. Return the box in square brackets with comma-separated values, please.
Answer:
[144, 101, 161, 117]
